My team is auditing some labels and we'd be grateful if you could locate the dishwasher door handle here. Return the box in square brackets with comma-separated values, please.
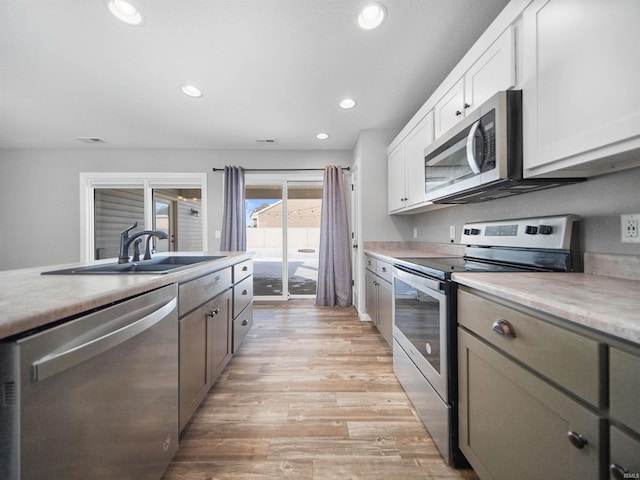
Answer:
[32, 297, 177, 382]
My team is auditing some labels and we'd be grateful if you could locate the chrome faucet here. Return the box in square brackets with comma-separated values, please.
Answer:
[118, 222, 169, 263]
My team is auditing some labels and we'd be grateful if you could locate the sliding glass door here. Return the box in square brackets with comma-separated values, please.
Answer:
[246, 177, 323, 301]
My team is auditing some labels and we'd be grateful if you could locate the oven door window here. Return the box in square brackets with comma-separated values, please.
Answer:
[394, 277, 443, 373]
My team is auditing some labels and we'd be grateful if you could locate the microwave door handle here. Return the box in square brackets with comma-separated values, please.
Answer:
[465, 120, 482, 174]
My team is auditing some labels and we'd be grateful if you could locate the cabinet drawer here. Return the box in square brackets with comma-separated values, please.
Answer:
[610, 427, 640, 480]
[458, 288, 605, 407]
[233, 275, 253, 318]
[233, 259, 253, 282]
[179, 267, 232, 317]
[376, 260, 392, 284]
[365, 255, 377, 273]
[233, 304, 253, 353]
[610, 347, 640, 433]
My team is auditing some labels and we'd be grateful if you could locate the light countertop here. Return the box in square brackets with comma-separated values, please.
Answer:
[0, 252, 250, 340]
[452, 272, 640, 346]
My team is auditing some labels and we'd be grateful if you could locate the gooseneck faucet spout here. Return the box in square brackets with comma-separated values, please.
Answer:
[118, 222, 169, 263]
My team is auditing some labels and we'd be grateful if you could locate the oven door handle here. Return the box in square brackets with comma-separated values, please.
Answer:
[393, 265, 444, 292]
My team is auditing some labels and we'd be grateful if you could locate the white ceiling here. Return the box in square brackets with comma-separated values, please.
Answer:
[0, 0, 510, 151]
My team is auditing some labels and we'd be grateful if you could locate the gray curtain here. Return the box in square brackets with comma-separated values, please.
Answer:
[220, 166, 246, 251]
[315, 165, 353, 306]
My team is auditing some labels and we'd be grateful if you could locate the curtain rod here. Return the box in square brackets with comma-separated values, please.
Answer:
[212, 167, 350, 172]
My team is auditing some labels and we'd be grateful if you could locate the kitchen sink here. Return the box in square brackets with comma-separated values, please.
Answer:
[42, 256, 227, 275]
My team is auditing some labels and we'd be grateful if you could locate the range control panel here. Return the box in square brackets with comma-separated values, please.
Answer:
[460, 215, 579, 250]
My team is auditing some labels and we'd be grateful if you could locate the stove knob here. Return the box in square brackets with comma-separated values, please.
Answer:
[539, 225, 553, 235]
[469, 228, 481, 235]
[525, 225, 538, 235]
[463, 228, 471, 235]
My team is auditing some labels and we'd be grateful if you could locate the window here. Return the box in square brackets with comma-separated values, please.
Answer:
[80, 173, 207, 262]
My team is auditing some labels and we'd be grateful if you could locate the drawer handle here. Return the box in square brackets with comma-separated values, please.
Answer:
[491, 319, 516, 339]
[207, 308, 220, 317]
[242, 319, 249, 326]
[610, 464, 631, 480]
[567, 431, 588, 449]
[242, 289, 248, 295]
[381, 267, 387, 272]
[242, 266, 248, 271]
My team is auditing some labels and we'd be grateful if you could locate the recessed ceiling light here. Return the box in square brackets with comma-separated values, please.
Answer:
[181, 85, 203, 98]
[357, 3, 386, 30]
[339, 98, 357, 109]
[316, 133, 329, 140]
[105, 0, 144, 26]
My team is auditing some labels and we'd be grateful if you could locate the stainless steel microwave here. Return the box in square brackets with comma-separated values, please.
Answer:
[424, 90, 583, 204]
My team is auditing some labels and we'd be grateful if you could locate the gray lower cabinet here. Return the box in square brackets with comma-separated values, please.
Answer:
[458, 328, 603, 480]
[179, 278, 232, 432]
[364, 255, 392, 346]
[609, 347, 640, 479]
[458, 287, 640, 480]
[232, 259, 254, 352]
[178, 260, 254, 433]
[610, 427, 640, 480]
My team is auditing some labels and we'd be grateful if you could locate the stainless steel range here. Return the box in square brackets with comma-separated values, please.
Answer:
[391, 214, 581, 467]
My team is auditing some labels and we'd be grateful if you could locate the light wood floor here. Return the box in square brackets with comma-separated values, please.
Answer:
[162, 300, 479, 480]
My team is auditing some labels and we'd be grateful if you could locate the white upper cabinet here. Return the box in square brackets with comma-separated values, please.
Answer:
[434, 78, 465, 138]
[435, 27, 516, 138]
[388, 111, 435, 214]
[387, 143, 406, 213]
[464, 26, 515, 115]
[522, 0, 640, 178]
[405, 112, 434, 208]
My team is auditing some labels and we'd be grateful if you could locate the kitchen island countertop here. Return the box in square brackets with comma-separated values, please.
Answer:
[0, 252, 251, 340]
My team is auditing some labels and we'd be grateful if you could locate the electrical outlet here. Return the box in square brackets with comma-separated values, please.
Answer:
[449, 225, 456, 241]
[413, 228, 418, 239]
[621, 214, 640, 243]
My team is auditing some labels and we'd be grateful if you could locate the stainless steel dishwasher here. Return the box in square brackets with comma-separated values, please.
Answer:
[0, 284, 179, 480]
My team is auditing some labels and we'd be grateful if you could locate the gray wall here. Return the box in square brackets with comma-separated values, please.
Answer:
[409, 165, 640, 255]
[0, 148, 351, 270]
[355, 129, 412, 242]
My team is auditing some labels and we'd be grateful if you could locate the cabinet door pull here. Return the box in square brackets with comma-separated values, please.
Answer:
[242, 266, 248, 271]
[242, 289, 248, 295]
[455, 110, 462, 116]
[207, 308, 220, 317]
[610, 464, 630, 480]
[491, 319, 516, 338]
[381, 267, 387, 272]
[567, 431, 588, 449]
[241, 319, 249, 326]
[464, 103, 471, 109]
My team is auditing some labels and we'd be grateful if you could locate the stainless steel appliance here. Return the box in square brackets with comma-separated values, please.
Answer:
[392, 214, 581, 467]
[424, 91, 583, 204]
[0, 284, 179, 480]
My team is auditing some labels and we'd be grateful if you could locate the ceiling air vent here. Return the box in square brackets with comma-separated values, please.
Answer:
[255, 138, 277, 144]
[76, 137, 106, 143]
